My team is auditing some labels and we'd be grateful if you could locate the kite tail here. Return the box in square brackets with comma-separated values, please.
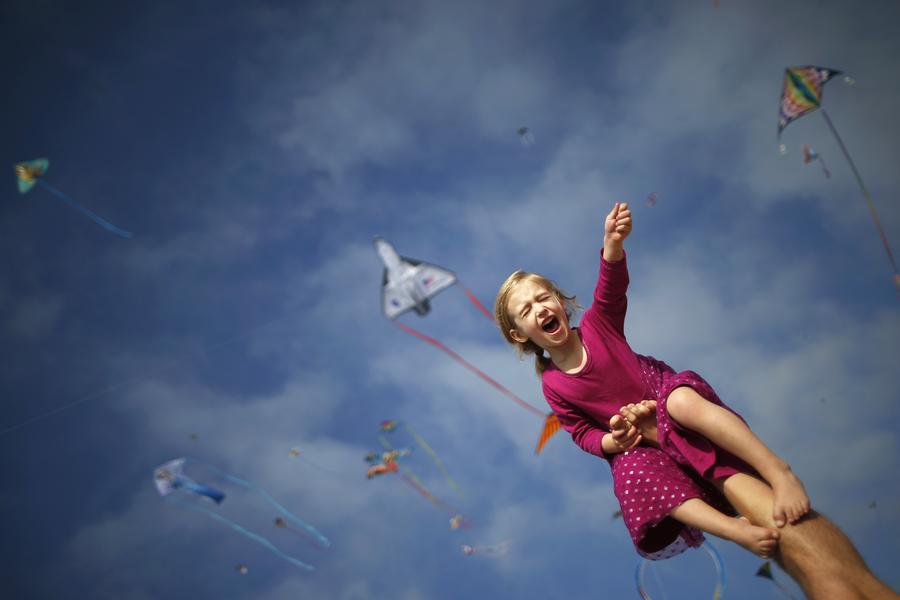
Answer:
[182, 479, 226, 504]
[36, 179, 133, 238]
[402, 423, 466, 500]
[392, 321, 544, 418]
[184, 458, 331, 548]
[461, 286, 495, 322]
[397, 472, 471, 529]
[167, 496, 315, 571]
[820, 110, 899, 290]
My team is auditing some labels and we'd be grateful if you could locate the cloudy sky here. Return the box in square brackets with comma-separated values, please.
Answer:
[2, 0, 898, 598]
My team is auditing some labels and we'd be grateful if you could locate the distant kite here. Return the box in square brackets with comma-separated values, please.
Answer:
[14, 158, 133, 238]
[517, 127, 535, 147]
[154, 458, 329, 571]
[379, 419, 464, 498]
[777, 66, 898, 292]
[461, 540, 511, 556]
[801, 145, 831, 179]
[367, 440, 471, 529]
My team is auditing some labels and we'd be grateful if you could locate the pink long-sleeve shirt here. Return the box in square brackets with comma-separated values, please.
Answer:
[541, 250, 646, 460]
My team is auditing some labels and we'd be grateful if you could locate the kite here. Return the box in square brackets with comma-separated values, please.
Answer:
[801, 144, 831, 179]
[367, 441, 471, 529]
[636, 541, 726, 600]
[777, 66, 899, 292]
[756, 561, 798, 599]
[288, 446, 342, 477]
[365, 448, 408, 479]
[14, 158, 133, 238]
[517, 127, 535, 147]
[154, 458, 329, 571]
[379, 419, 464, 499]
[235, 564, 249, 575]
[374, 236, 561, 453]
[646, 193, 658, 207]
[460, 540, 511, 556]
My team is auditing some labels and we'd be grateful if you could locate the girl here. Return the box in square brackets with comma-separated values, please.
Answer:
[494, 202, 809, 560]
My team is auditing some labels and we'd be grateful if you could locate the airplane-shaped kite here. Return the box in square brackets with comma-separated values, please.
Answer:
[374, 236, 457, 319]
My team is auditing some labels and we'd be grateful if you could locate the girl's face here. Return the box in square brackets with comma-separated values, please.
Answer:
[506, 279, 570, 349]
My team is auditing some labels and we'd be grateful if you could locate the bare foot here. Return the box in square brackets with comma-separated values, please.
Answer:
[730, 517, 779, 558]
[770, 466, 810, 527]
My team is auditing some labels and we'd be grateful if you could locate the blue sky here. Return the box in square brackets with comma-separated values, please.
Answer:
[2, 1, 899, 598]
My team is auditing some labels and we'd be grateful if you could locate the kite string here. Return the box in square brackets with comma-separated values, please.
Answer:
[402, 422, 465, 500]
[36, 179, 133, 238]
[0, 309, 294, 437]
[166, 496, 315, 571]
[461, 286, 495, 322]
[376, 435, 470, 527]
[819, 109, 899, 282]
[392, 321, 544, 418]
[185, 458, 331, 548]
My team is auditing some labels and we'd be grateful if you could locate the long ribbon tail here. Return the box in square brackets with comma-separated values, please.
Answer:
[166, 496, 315, 571]
[402, 422, 465, 500]
[702, 541, 727, 600]
[461, 286, 495, 322]
[182, 479, 226, 504]
[36, 179, 133, 238]
[818, 156, 831, 179]
[820, 110, 899, 290]
[184, 458, 330, 548]
[397, 472, 471, 529]
[393, 321, 544, 418]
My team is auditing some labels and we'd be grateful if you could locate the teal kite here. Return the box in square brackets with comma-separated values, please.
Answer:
[14, 158, 133, 238]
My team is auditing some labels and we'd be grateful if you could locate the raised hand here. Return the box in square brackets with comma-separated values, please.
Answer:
[604, 202, 633, 243]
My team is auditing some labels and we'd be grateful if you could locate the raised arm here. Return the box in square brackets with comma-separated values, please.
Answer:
[603, 201, 631, 262]
[585, 202, 633, 334]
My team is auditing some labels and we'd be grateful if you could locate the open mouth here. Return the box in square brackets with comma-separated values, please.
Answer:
[541, 316, 561, 334]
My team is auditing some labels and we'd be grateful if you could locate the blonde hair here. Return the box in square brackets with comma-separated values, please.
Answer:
[494, 271, 580, 375]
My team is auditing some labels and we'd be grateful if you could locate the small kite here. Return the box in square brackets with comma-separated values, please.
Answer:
[288, 446, 341, 477]
[367, 442, 471, 529]
[365, 448, 408, 479]
[777, 66, 898, 292]
[756, 561, 797, 599]
[636, 541, 725, 600]
[379, 419, 464, 499]
[235, 564, 248, 575]
[374, 237, 561, 453]
[517, 127, 535, 147]
[801, 145, 831, 178]
[154, 458, 329, 571]
[461, 540, 511, 556]
[645, 193, 658, 207]
[14, 158, 133, 238]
